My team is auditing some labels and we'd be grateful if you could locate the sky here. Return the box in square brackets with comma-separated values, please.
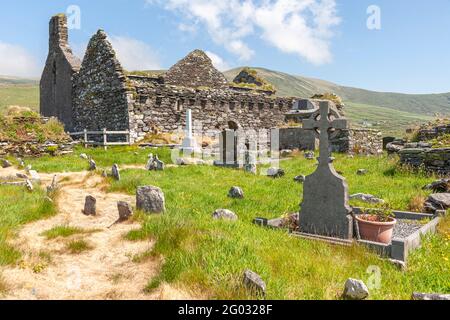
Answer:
[0, 0, 449, 94]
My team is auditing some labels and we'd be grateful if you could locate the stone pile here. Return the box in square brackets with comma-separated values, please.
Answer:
[400, 148, 450, 174]
[0, 141, 75, 158]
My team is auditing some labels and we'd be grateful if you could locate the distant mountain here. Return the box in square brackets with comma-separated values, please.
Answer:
[0, 76, 38, 86]
[224, 68, 450, 116]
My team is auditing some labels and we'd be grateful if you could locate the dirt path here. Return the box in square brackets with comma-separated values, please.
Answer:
[0, 168, 197, 300]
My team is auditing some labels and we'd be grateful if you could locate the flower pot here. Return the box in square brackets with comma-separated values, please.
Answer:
[355, 214, 397, 244]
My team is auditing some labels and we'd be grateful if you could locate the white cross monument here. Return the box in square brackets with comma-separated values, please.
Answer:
[180, 109, 200, 155]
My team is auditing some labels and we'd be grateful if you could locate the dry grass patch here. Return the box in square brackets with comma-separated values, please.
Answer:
[408, 194, 426, 212]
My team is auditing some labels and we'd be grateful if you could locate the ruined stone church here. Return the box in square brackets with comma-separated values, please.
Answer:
[40, 14, 304, 141]
[40, 14, 382, 154]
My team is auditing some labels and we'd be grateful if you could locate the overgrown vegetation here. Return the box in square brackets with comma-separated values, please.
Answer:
[0, 108, 69, 143]
[231, 67, 277, 93]
[66, 240, 93, 254]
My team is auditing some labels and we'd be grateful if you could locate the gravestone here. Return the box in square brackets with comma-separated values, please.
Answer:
[180, 109, 201, 155]
[243, 139, 257, 174]
[112, 164, 120, 180]
[299, 101, 353, 240]
[214, 129, 239, 168]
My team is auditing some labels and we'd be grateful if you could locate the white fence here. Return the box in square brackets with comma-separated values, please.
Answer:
[69, 129, 131, 150]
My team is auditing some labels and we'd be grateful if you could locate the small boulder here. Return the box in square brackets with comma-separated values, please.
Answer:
[267, 167, 285, 178]
[228, 186, 244, 199]
[424, 193, 450, 213]
[304, 151, 315, 160]
[117, 201, 133, 221]
[357, 169, 368, 176]
[343, 279, 369, 300]
[423, 179, 450, 193]
[294, 175, 306, 183]
[350, 193, 385, 204]
[80, 153, 88, 160]
[112, 164, 120, 181]
[83, 195, 97, 216]
[1, 159, 12, 168]
[16, 173, 28, 180]
[212, 209, 238, 221]
[243, 270, 266, 298]
[136, 186, 166, 214]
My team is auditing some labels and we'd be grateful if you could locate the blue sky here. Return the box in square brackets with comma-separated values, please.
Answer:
[0, 0, 449, 94]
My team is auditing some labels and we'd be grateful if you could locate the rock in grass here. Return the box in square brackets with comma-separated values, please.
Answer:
[243, 270, 266, 298]
[294, 175, 306, 183]
[228, 187, 244, 199]
[343, 279, 369, 300]
[16, 173, 28, 180]
[1, 159, 12, 168]
[83, 195, 97, 216]
[424, 193, 450, 213]
[267, 167, 285, 178]
[112, 164, 120, 181]
[80, 153, 88, 160]
[136, 186, 166, 214]
[350, 193, 385, 204]
[412, 292, 450, 300]
[46, 175, 59, 194]
[117, 201, 133, 221]
[25, 180, 33, 192]
[357, 169, 368, 176]
[304, 151, 315, 160]
[212, 209, 238, 221]
[423, 179, 450, 193]
[89, 159, 97, 171]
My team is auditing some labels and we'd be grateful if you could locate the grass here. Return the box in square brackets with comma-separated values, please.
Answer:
[0, 185, 56, 266]
[0, 85, 39, 113]
[18, 145, 173, 173]
[66, 240, 93, 254]
[41, 225, 99, 240]
[106, 152, 449, 299]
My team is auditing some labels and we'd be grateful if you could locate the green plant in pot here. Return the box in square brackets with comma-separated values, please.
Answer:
[355, 207, 397, 244]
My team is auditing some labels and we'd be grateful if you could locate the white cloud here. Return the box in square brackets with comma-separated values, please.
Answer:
[108, 35, 162, 71]
[205, 51, 231, 71]
[147, 0, 341, 65]
[0, 42, 40, 78]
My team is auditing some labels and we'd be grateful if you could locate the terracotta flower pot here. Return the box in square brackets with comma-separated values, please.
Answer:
[355, 214, 397, 244]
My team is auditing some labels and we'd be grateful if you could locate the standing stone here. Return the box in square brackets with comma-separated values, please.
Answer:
[89, 159, 97, 171]
[46, 175, 59, 194]
[136, 186, 166, 214]
[83, 195, 97, 216]
[112, 164, 120, 180]
[117, 201, 133, 221]
[343, 279, 369, 300]
[212, 209, 238, 221]
[243, 147, 257, 175]
[300, 102, 353, 240]
[228, 187, 244, 199]
[1, 159, 12, 168]
[154, 156, 165, 171]
[243, 270, 266, 298]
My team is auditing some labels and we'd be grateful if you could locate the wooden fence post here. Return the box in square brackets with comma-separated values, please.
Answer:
[103, 128, 108, 151]
[126, 130, 131, 146]
[84, 129, 88, 148]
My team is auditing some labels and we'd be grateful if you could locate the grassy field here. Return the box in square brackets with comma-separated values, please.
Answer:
[1, 147, 449, 299]
[0, 86, 39, 113]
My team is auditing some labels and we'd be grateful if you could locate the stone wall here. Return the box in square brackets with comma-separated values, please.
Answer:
[331, 129, 383, 155]
[400, 148, 450, 175]
[276, 127, 317, 151]
[72, 30, 131, 133]
[128, 77, 295, 141]
[418, 123, 450, 141]
[40, 14, 81, 131]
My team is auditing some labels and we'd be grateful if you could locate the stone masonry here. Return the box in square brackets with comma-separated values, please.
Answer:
[40, 14, 382, 155]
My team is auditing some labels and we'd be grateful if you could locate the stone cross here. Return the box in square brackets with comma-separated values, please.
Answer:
[303, 101, 348, 166]
[299, 101, 353, 240]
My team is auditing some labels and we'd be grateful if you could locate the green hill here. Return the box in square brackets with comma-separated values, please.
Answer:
[0, 76, 39, 113]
